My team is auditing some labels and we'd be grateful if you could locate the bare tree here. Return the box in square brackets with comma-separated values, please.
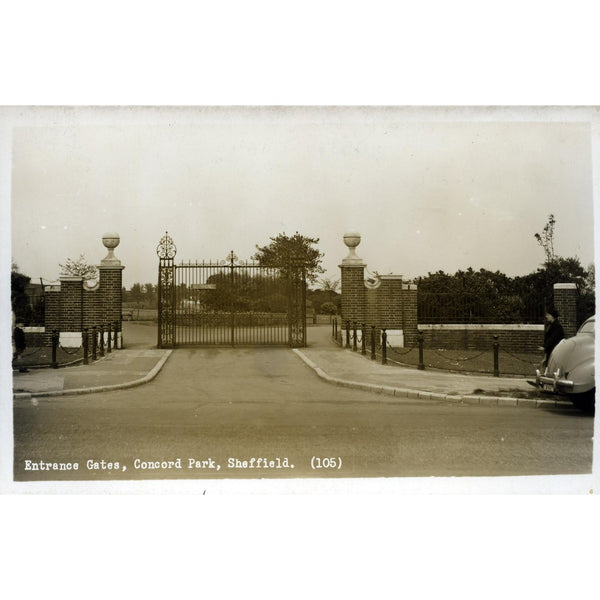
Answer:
[534, 214, 556, 264]
[319, 278, 340, 293]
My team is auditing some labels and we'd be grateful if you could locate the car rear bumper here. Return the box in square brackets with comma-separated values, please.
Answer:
[535, 369, 574, 393]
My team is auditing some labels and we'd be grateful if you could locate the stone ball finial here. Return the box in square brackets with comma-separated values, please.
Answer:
[101, 232, 121, 266]
[342, 230, 364, 264]
[343, 230, 361, 249]
[102, 232, 120, 250]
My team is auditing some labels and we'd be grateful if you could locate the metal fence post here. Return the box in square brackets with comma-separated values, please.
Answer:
[51, 330, 59, 369]
[418, 330, 425, 370]
[107, 322, 112, 353]
[381, 328, 387, 365]
[346, 320, 350, 348]
[83, 328, 89, 365]
[113, 322, 119, 349]
[493, 335, 500, 377]
[361, 323, 366, 355]
[352, 321, 357, 352]
[91, 326, 97, 361]
[371, 326, 376, 360]
[99, 324, 105, 357]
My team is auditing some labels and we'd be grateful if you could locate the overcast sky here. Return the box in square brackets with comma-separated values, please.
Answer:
[6, 107, 596, 289]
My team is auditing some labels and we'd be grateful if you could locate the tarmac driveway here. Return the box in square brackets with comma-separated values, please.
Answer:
[12, 341, 594, 483]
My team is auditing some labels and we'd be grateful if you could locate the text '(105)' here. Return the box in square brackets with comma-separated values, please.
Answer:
[311, 457, 342, 470]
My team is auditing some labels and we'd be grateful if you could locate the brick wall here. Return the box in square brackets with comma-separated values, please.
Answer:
[340, 264, 420, 346]
[553, 283, 578, 337]
[32, 266, 123, 346]
[401, 285, 419, 346]
[59, 278, 84, 331]
[418, 324, 544, 352]
[336, 238, 578, 353]
[376, 278, 404, 327]
[22, 328, 49, 348]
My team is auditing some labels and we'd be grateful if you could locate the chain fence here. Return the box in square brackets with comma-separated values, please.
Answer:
[331, 318, 542, 377]
[498, 347, 542, 368]
[58, 344, 82, 356]
[430, 348, 488, 363]
[13, 323, 122, 369]
[17, 346, 44, 358]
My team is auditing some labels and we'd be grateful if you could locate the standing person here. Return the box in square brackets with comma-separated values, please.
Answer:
[540, 307, 565, 368]
[13, 321, 28, 371]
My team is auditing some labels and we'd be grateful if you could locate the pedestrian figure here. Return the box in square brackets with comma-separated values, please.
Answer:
[539, 307, 565, 368]
[13, 322, 28, 372]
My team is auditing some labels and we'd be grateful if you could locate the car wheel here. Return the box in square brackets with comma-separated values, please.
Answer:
[570, 389, 595, 414]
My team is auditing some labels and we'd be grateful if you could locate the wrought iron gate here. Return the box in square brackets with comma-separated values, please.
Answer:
[157, 233, 306, 348]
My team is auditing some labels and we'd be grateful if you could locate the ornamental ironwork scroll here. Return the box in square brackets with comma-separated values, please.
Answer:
[157, 232, 176, 348]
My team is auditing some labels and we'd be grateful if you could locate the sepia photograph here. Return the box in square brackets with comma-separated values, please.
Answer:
[1, 106, 597, 493]
[1, 5, 599, 598]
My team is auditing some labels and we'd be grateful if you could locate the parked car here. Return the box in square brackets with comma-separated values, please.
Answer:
[535, 316, 595, 412]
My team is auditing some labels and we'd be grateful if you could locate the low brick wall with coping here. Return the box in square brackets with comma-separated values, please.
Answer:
[418, 324, 544, 352]
[20, 234, 124, 349]
[338, 233, 578, 352]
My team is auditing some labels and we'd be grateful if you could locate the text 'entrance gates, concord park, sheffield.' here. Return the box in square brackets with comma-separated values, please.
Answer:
[156, 233, 307, 348]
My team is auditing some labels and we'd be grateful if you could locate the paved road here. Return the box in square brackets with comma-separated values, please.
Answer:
[13, 345, 594, 481]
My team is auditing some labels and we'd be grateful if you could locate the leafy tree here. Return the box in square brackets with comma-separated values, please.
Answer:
[531, 214, 594, 322]
[59, 254, 98, 281]
[203, 271, 288, 313]
[253, 232, 324, 283]
[583, 263, 595, 295]
[306, 279, 341, 314]
[129, 283, 144, 304]
[320, 302, 337, 315]
[144, 283, 157, 307]
[418, 256, 595, 325]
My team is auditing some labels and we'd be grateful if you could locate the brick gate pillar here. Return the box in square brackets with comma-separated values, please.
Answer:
[98, 233, 125, 348]
[553, 283, 578, 337]
[339, 231, 366, 344]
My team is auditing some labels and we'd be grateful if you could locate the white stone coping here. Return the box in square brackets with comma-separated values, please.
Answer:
[384, 329, 405, 347]
[339, 259, 366, 267]
[418, 324, 544, 331]
[60, 332, 82, 347]
[60, 276, 84, 282]
[57, 331, 123, 348]
[553, 283, 577, 290]
[340, 328, 363, 347]
[19, 329, 123, 348]
[100, 259, 123, 267]
[341, 328, 406, 347]
[378, 275, 403, 280]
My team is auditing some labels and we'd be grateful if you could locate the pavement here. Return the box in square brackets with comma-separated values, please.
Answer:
[11, 323, 570, 409]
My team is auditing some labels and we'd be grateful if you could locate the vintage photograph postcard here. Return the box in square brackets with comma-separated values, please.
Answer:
[1, 106, 598, 494]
